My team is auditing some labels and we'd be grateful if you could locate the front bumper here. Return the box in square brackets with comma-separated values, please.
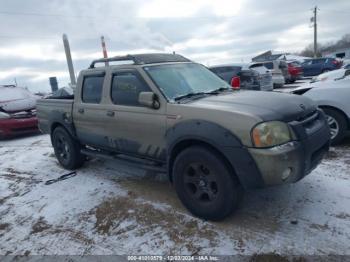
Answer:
[0, 117, 39, 138]
[248, 110, 330, 186]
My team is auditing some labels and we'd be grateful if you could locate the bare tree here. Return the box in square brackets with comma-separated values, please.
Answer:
[299, 34, 350, 57]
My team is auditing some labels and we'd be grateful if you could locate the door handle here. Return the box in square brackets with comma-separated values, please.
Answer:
[78, 108, 84, 114]
[106, 110, 115, 117]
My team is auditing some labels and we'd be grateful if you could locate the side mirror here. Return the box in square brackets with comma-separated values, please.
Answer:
[138, 92, 160, 109]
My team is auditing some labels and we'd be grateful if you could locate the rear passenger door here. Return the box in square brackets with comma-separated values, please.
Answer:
[310, 59, 324, 75]
[102, 69, 167, 160]
[301, 60, 313, 76]
[73, 71, 110, 148]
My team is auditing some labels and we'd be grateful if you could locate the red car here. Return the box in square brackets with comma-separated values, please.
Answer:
[0, 86, 39, 138]
[287, 61, 303, 83]
[0, 110, 39, 138]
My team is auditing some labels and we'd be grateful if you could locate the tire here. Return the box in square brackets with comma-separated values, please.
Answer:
[322, 108, 347, 145]
[172, 146, 243, 221]
[273, 83, 284, 89]
[322, 69, 330, 74]
[52, 126, 85, 169]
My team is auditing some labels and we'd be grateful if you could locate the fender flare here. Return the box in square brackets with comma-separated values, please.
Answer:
[166, 120, 264, 189]
[49, 110, 76, 138]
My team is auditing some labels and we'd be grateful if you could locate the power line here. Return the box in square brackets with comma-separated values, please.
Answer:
[0, 35, 58, 39]
[0, 9, 310, 20]
[0, 10, 99, 19]
[320, 9, 350, 14]
[0, 10, 239, 20]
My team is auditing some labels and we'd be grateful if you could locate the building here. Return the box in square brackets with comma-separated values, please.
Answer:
[252, 50, 310, 62]
[322, 48, 350, 60]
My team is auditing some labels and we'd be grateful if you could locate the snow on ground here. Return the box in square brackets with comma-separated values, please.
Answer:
[0, 134, 350, 256]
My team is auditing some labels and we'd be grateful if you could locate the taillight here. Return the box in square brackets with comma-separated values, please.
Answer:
[230, 76, 240, 90]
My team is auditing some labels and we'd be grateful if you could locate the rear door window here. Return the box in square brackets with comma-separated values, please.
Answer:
[312, 59, 325, 64]
[82, 74, 105, 104]
[263, 62, 273, 70]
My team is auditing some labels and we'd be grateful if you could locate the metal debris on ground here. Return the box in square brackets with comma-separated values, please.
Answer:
[44, 171, 77, 185]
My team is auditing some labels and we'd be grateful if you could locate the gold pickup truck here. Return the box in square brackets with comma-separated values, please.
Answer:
[37, 53, 330, 221]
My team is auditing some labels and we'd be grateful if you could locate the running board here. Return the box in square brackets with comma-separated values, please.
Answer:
[81, 148, 166, 173]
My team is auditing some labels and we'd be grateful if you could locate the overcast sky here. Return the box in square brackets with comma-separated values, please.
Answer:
[0, 0, 349, 92]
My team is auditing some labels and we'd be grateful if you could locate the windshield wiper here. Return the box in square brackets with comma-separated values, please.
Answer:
[174, 87, 231, 102]
[174, 92, 206, 102]
[205, 87, 231, 94]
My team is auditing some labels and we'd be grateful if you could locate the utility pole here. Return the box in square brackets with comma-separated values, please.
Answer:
[62, 34, 76, 86]
[312, 6, 318, 58]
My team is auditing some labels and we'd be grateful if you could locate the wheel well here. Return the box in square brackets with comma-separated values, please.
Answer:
[319, 105, 350, 129]
[50, 122, 75, 144]
[168, 139, 238, 184]
[51, 122, 62, 135]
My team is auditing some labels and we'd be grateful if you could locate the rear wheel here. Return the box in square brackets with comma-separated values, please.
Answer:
[322, 108, 347, 145]
[173, 146, 243, 221]
[52, 126, 85, 169]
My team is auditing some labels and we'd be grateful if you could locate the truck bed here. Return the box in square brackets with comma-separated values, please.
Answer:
[36, 98, 74, 134]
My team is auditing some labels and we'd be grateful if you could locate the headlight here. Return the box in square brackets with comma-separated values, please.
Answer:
[251, 121, 292, 148]
[0, 112, 10, 120]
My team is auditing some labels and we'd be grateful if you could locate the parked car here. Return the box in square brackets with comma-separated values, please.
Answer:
[0, 85, 39, 138]
[292, 77, 350, 144]
[286, 61, 303, 83]
[209, 63, 273, 91]
[310, 68, 350, 83]
[301, 58, 342, 77]
[37, 53, 330, 221]
[250, 60, 289, 88]
[342, 63, 350, 69]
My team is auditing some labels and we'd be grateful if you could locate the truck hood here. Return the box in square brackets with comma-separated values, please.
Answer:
[186, 90, 316, 122]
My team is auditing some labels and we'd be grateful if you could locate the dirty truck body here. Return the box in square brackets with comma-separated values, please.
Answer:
[37, 54, 330, 220]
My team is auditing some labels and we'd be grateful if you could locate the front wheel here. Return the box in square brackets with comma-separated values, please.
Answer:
[173, 146, 243, 221]
[322, 108, 347, 145]
[52, 126, 85, 169]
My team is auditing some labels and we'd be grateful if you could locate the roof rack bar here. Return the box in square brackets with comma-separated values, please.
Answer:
[88, 53, 191, 69]
[89, 55, 140, 68]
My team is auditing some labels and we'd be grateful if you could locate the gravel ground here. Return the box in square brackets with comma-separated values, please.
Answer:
[0, 133, 349, 256]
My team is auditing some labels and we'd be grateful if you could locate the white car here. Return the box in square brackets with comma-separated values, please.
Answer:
[310, 68, 350, 83]
[250, 60, 287, 88]
[292, 78, 350, 144]
[343, 63, 350, 69]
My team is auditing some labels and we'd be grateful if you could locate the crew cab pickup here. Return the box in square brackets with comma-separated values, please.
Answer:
[37, 53, 330, 221]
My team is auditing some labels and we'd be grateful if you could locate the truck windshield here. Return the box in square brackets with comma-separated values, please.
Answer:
[143, 63, 231, 102]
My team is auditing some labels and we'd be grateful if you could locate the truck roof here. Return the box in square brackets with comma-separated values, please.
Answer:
[89, 53, 191, 69]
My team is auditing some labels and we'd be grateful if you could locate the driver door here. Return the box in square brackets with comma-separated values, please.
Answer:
[102, 69, 167, 161]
